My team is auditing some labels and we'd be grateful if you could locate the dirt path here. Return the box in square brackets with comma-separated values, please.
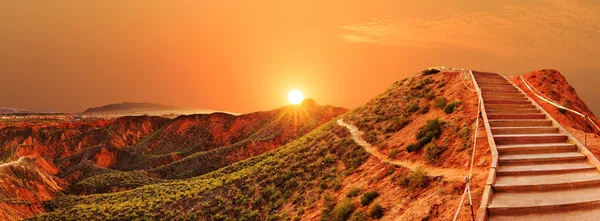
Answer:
[337, 119, 475, 182]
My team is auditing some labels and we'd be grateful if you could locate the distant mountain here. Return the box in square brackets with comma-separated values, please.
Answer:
[81, 102, 225, 117]
[0, 107, 56, 114]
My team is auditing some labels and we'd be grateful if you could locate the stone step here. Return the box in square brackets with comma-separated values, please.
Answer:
[497, 161, 595, 176]
[487, 114, 546, 120]
[489, 207, 600, 221]
[494, 133, 568, 145]
[488, 185, 600, 215]
[489, 119, 552, 127]
[485, 100, 531, 105]
[494, 170, 600, 192]
[485, 108, 540, 114]
[499, 152, 586, 165]
[491, 126, 558, 134]
[485, 104, 536, 109]
[497, 143, 577, 154]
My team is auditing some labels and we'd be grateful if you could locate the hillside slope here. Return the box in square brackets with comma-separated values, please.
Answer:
[29, 69, 491, 220]
[0, 101, 346, 220]
[511, 69, 600, 156]
[0, 157, 66, 221]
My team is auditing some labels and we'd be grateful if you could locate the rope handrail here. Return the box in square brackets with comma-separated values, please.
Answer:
[520, 76, 600, 132]
[453, 70, 480, 221]
[460, 71, 477, 92]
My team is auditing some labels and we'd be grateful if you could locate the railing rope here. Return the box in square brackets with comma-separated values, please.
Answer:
[453, 70, 480, 221]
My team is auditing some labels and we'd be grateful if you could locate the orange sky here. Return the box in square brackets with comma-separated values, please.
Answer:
[1, 0, 600, 114]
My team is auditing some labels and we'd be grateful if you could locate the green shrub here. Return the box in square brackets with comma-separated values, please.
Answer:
[385, 117, 411, 133]
[331, 198, 355, 221]
[323, 193, 336, 213]
[424, 90, 436, 100]
[367, 131, 378, 144]
[406, 143, 419, 153]
[346, 186, 361, 198]
[423, 143, 445, 164]
[360, 191, 379, 206]
[404, 103, 420, 113]
[420, 105, 430, 114]
[416, 118, 444, 140]
[388, 148, 400, 159]
[398, 167, 428, 191]
[350, 210, 367, 221]
[433, 97, 447, 109]
[459, 125, 470, 140]
[368, 203, 384, 219]
[443, 100, 462, 114]
[422, 69, 440, 75]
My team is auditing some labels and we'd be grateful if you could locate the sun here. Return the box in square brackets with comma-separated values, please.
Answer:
[288, 90, 304, 105]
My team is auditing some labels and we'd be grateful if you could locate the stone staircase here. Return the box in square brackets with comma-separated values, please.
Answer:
[472, 71, 600, 220]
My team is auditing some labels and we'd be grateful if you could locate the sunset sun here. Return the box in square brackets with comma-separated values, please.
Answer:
[288, 90, 304, 105]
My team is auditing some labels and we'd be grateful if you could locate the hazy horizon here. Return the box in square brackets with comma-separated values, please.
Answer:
[2, 0, 599, 115]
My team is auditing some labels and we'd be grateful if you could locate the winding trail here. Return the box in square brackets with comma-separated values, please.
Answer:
[337, 119, 472, 182]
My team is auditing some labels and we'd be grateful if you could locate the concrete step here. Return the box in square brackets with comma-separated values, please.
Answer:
[497, 143, 577, 154]
[489, 208, 600, 221]
[487, 114, 546, 120]
[488, 185, 600, 215]
[480, 86, 518, 91]
[489, 119, 552, 127]
[483, 94, 526, 99]
[481, 89, 522, 94]
[497, 161, 595, 176]
[499, 152, 586, 165]
[477, 80, 510, 85]
[485, 100, 531, 105]
[494, 170, 600, 192]
[481, 92, 524, 97]
[494, 133, 568, 145]
[485, 108, 540, 114]
[492, 126, 558, 134]
[485, 104, 536, 109]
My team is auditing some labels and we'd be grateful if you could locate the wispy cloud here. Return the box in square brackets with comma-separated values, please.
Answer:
[340, 0, 600, 67]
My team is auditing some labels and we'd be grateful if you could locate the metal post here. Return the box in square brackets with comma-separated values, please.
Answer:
[586, 116, 589, 147]
[468, 186, 475, 221]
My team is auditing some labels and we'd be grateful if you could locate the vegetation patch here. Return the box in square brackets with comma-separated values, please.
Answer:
[423, 143, 445, 164]
[422, 69, 440, 76]
[360, 191, 380, 206]
[443, 100, 462, 114]
[433, 97, 448, 109]
[397, 167, 429, 191]
[406, 118, 444, 152]
[368, 203, 384, 219]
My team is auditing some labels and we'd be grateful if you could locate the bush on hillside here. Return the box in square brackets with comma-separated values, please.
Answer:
[350, 210, 367, 221]
[368, 203, 384, 219]
[422, 69, 440, 75]
[423, 143, 445, 164]
[404, 103, 420, 113]
[385, 117, 411, 133]
[433, 97, 447, 109]
[398, 166, 429, 191]
[388, 148, 400, 159]
[420, 105, 430, 114]
[331, 198, 355, 221]
[346, 186, 361, 198]
[444, 100, 462, 114]
[406, 118, 445, 152]
[360, 191, 380, 206]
